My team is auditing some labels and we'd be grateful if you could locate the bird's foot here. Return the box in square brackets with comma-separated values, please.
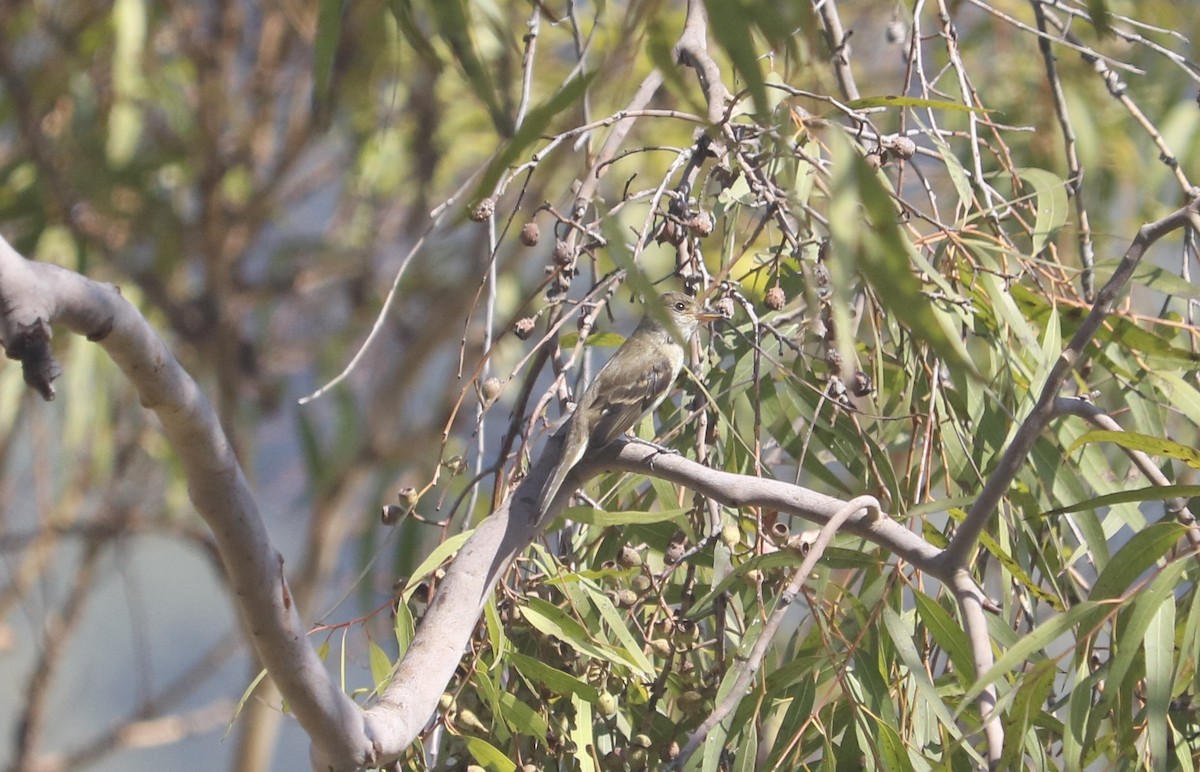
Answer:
[625, 436, 681, 468]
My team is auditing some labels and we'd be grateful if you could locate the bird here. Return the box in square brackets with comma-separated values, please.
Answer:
[537, 291, 721, 511]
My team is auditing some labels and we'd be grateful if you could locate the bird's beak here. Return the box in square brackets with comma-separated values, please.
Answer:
[695, 308, 724, 323]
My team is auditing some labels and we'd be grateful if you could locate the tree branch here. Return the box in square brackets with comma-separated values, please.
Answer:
[940, 197, 1200, 570]
[0, 236, 373, 769]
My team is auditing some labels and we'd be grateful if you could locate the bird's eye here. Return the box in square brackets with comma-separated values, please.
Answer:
[674, 302, 686, 311]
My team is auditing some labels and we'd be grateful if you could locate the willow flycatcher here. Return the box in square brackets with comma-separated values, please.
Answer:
[538, 291, 721, 511]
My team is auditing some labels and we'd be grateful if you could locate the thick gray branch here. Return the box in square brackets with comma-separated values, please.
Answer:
[0, 237, 373, 770]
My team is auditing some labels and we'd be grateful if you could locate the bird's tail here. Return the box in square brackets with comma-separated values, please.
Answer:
[537, 418, 588, 512]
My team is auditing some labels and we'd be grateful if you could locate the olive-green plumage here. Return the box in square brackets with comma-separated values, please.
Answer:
[538, 292, 720, 511]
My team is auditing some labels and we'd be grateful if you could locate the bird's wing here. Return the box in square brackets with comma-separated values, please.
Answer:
[586, 354, 677, 449]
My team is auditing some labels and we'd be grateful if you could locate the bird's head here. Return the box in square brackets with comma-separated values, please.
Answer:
[653, 291, 723, 343]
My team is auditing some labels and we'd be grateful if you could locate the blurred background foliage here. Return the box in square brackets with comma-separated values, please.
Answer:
[3, 0, 1200, 769]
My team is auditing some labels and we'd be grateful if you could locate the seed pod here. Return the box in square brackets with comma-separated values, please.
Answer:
[381, 504, 403, 525]
[851, 370, 874, 397]
[617, 545, 643, 567]
[469, 197, 495, 222]
[397, 486, 419, 509]
[597, 692, 618, 717]
[765, 285, 786, 311]
[649, 638, 672, 657]
[552, 239, 574, 266]
[631, 574, 652, 593]
[686, 210, 713, 236]
[865, 151, 884, 170]
[513, 316, 536, 340]
[720, 522, 741, 548]
[481, 377, 502, 405]
[713, 296, 735, 320]
[889, 135, 917, 160]
[520, 221, 540, 246]
[678, 690, 705, 713]
[614, 588, 638, 608]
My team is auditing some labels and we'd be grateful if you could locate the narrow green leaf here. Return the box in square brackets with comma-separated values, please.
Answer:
[1094, 258, 1200, 300]
[687, 551, 807, 619]
[522, 597, 646, 673]
[581, 583, 656, 676]
[394, 599, 414, 659]
[1067, 429, 1200, 469]
[368, 639, 393, 690]
[831, 132, 978, 377]
[1086, 0, 1111, 35]
[913, 591, 975, 679]
[1144, 597, 1173, 772]
[563, 505, 689, 527]
[430, 0, 510, 134]
[497, 692, 549, 745]
[557, 331, 627, 349]
[1090, 523, 1188, 601]
[999, 660, 1058, 769]
[312, 0, 343, 121]
[475, 72, 596, 202]
[401, 531, 472, 599]
[875, 718, 915, 771]
[963, 601, 1109, 705]
[703, 0, 767, 118]
[1014, 168, 1069, 257]
[463, 735, 518, 772]
[384, 0, 441, 65]
[507, 651, 600, 702]
[1041, 485, 1200, 517]
[881, 607, 986, 766]
[845, 95, 990, 113]
[570, 693, 596, 772]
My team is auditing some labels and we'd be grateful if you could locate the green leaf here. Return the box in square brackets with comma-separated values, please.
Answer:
[913, 591, 975, 679]
[1086, 0, 1111, 35]
[581, 583, 656, 676]
[687, 551, 808, 619]
[881, 607, 985, 766]
[1091, 558, 1187, 744]
[1013, 168, 1069, 258]
[401, 531, 473, 599]
[384, 0, 441, 65]
[462, 735, 517, 772]
[1041, 485, 1200, 517]
[522, 597, 647, 673]
[1144, 596, 1173, 772]
[430, 0, 510, 135]
[999, 660, 1058, 770]
[703, 0, 767, 119]
[1089, 522, 1187, 601]
[570, 693, 595, 772]
[507, 652, 600, 702]
[475, 72, 595, 202]
[1094, 258, 1200, 300]
[312, 0, 343, 122]
[562, 505, 689, 528]
[557, 331, 627, 349]
[368, 638, 394, 690]
[831, 132, 978, 377]
[875, 718, 915, 771]
[844, 95, 990, 113]
[1068, 429, 1200, 469]
[497, 692, 549, 745]
[963, 601, 1110, 705]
